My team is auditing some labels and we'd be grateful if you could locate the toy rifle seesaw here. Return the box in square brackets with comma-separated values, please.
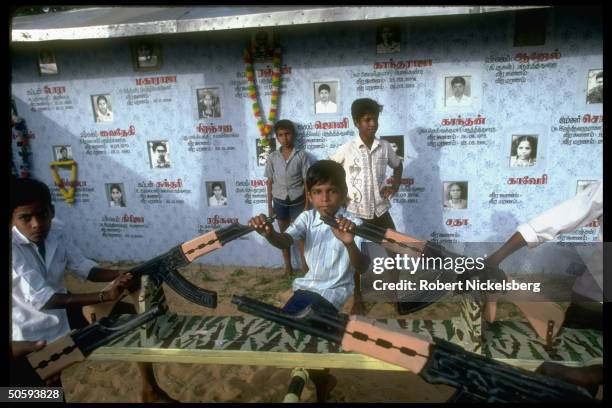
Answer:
[26, 217, 275, 382]
[319, 215, 566, 343]
[83, 216, 277, 323]
[231, 296, 595, 402]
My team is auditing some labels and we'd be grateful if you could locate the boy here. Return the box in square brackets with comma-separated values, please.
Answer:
[264, 119, 310, 276]
[250, 160, 369, 402]
[11, 178, 173, 402]
[330, 98, 403, 231]
[330, 98, 410, 313]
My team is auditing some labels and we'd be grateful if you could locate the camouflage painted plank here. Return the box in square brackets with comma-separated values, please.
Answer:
[483, 321, 603, 364]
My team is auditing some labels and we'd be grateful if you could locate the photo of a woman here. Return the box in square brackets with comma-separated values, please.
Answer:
[510, 135, 538, 167]
[197, 88, 221, 119]
[443, 182, 468, 210]
[107, 183, 126, 208]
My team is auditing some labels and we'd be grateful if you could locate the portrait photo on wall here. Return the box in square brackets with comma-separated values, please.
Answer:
[376, 23, 401, 54]
[206, 181, 228, 207]
[445, 76, 472, 108]
[256, 138, 277, 167]
[130, 39, 163, 71]
[250, 28, 276, 61]
[147, 140, 171, 169]
[314, 81, 339, 114]
[443, 181, 468, 210]
[53, 145, 73, 161]
[106, 183, 127, 208]
[586, 69, 603, 104]
[196, 87, 222, 119]
[38, 49, 58, 76]
[91, 94, 114, 123]
[576, 180, 599, 195]
[509, 134, 538, 167]
[380, 135, 404, 159]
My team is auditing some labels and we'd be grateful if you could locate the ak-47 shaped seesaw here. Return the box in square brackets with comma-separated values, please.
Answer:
[231, 295, 594, 402]
[319, 215, 566, 344]
[26, 217, 276, 381]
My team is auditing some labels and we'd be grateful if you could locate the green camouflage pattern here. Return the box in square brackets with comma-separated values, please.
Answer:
[100, 275, 602, 367]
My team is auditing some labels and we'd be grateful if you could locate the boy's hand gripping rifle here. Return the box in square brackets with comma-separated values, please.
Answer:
[84, 217, 275, 322]
[231, 295, 594, 402]
[26, 305, 165, 381]
[319, 215, 565, 342]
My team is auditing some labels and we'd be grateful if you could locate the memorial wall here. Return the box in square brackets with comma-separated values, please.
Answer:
[11, 8, 602, 268]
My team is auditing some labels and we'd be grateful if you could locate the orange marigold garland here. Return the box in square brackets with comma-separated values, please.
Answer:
[243, 47, 282, 142]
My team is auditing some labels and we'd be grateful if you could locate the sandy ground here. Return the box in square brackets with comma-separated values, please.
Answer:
[59, 262, 595, 403]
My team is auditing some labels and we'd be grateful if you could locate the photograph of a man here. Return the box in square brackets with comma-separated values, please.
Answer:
[251, 29, 274, 61]
[445, 76, 472, 108]
[206, 181, 228, 207]
[91, 94, 114, 123]
[586, 69, 603, 104]
[147, 141, 171, 169]
[380, 135, 404, 159]
[376, 24, 401, 54]
[53, 145, 72, 161]
[314, 82, 338, 114]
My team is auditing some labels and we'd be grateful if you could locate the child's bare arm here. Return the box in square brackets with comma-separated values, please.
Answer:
[248, 214, 294, 249]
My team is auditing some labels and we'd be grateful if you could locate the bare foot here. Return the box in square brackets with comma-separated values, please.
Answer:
[283, 266, 293, 278]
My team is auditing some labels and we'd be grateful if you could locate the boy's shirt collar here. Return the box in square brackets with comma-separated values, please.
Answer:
[312, 206, 348, 227]
[354, 134, 380, 151]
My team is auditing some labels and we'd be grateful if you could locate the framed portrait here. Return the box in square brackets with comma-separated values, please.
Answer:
[380, 135, 404, 159]
[106, 182, 127, 208]
[509, 134, 538, 168]
[576, 180, 599, 195]
[444, 76, 472, 108]
[53, 145, 72, 161]
[313, 80, 339, 115]
[586, 69, 603, 104]
[196, 87, 222, 119]
[256, 138, 276, 167]
[91, 94, 114, 123]
[38, 49, 58, 76]
[130, 39, 163, 71]
[147, 140, 171, 169]
[206, 181, 229, 207]
[443, 181, 468, 210]
[250, 28, 276, 61]
[376, 23, 401, 54]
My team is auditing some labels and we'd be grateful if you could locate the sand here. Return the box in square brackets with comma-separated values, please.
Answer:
[59, 262, 592, 403]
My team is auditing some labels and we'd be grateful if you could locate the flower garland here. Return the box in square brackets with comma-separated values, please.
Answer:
[49, 160, 78, 204]
[243, 47, 282, 142]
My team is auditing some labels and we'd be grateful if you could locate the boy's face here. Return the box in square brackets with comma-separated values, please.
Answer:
[354, 112, 379, 140]
[12, 203, 53, 243]
[308, 180, 345, 217]
[276, 128, 294, 148]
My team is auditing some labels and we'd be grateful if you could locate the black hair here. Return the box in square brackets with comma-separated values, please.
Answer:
[511, 135, 538, 159]
[376, 23, 400, 43]
[318, 84, 331, 93]
[11, 178, 53, 217]
[274, 119, 296, 136]
[351, 98, 381, 123]
[211, 182, 223, 191]
[59, 146, 68, 153]
[151, 141, 167, 152]
[109, 183, 126, 206]
[96, 95, 108, 105]
[595, 71, 603, 80]
[450, 76, 466, 87]
[305, 160, 348, 198]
